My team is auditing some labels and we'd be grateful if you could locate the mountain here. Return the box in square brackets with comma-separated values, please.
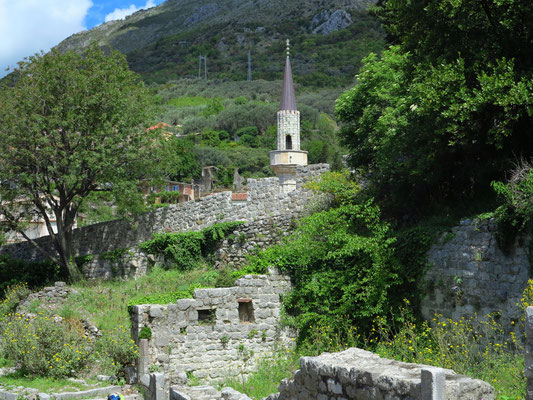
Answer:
[55, 0, 383, 87]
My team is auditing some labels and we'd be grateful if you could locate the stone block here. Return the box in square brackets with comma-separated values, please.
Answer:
[327, 378, 343, 395]
[421, 368, 446, 400]
[140, 374, 151, 387]
[149, 306, 164, 318]
[155, 335, 170, 348]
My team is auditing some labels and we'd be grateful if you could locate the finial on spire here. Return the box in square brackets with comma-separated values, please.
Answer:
[286, 39, 290, 57]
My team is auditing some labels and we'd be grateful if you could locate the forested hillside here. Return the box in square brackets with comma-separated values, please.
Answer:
[55, 0, 383, 86]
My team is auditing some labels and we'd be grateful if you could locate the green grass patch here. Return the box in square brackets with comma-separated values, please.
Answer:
[59, 266, 219, 332]
[0, 373, 106, 393]
[221, 348, 300, 400]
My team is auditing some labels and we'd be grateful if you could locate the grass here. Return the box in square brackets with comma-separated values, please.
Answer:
[220, 309, 525, 400]
[0, 265, 225, 389]
[221, 347, 300, 400]
[0, 373, 106, 393]
[54, 266, 219, 332]
[369, 310, 525, 400]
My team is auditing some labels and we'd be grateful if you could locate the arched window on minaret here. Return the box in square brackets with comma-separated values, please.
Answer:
[286, 135, 292, 150]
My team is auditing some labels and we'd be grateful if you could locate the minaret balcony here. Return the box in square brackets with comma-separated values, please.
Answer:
[270, 150, 308, 168]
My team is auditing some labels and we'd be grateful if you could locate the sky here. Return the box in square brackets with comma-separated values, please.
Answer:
[0, 0, 165, 77]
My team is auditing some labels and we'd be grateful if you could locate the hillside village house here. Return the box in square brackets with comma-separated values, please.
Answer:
[0, 196, 69, 244]
[141, 180, 200, 203]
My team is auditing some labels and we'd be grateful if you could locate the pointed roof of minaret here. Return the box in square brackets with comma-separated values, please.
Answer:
[280, 39, 297, 111]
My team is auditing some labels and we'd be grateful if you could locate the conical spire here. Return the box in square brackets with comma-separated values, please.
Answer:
[280, 39, 297, 111]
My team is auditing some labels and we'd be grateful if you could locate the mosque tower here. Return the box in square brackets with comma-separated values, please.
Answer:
[270, 39, 308, 194]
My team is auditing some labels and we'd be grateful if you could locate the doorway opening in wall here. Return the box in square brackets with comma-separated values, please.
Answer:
[285, 135, 292, 150]
[198, 309, 216, 325]
[238, 299, 255, 323]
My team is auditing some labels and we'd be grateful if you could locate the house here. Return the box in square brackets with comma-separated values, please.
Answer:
[141, 180, 200, 204]
[0, 196, 74, 244]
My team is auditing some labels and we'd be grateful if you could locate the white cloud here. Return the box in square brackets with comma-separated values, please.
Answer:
[104, 0, 156, 23]
[0, 0, 92, 77]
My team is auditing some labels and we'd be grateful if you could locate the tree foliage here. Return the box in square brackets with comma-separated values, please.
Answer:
[337, 1, 533, 216]
[0, 45, 160, 280]
[244, 171, 401, 342]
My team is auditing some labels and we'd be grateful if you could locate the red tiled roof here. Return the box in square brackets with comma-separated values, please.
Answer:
[232, 193, 247, 201]
[147, 122, 171, 131]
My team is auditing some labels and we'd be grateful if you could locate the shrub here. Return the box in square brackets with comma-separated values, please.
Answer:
[95, 325, 138, 376]
[0, 313, 91, 378]
[372, 307, 524, 399]
[235, 126, 259, 138]
[0, 283, 31, 317]
[0, 255, 65, 297]
[244, 171, 401, 344]
[200, 130, 222, 147]
[139, 326, 152, 340]
[492, 161, 533, 252]
[139, 221, 244, 270]
[140, 231, 204, 271]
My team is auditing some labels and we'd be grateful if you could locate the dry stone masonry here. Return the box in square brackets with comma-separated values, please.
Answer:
[131, 269, 293, 396]
[265, 347, 494, 400]
[422, 217, 529, 328]
[0, 165, 329, 279]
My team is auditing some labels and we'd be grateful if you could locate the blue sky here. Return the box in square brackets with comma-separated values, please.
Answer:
[0, 0, 165, 77]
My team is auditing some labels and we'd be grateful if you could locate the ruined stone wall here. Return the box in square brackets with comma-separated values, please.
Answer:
[421, 218, 529, 327]
[0, 165, 329, 278]
[266, 347, 494, 400]
[130, 269, 294, 387]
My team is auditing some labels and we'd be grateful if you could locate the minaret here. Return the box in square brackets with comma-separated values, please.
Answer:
[270, 39, 308, 194]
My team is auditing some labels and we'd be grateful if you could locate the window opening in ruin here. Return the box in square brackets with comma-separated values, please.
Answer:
[285, 135, 292, 150]
[198, 309, 216, 325]
[238, 299, 255, 323]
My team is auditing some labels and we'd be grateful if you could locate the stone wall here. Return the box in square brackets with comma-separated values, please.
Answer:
[266, 347, 494, 400]
[0, 165, 329, 279]
[421, 218, 529, 327]
[130, 269, 293, 390]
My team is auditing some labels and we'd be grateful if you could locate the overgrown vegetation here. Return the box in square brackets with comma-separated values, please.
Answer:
[240, 172, 403, 343]
[0, 312, 92, 378]
[139, 221, 244, 270]
[0, 256, 66, 297]
[337, 1, 533, 220]
[492, 161, 533, 253]
[0, 265, 228, 383]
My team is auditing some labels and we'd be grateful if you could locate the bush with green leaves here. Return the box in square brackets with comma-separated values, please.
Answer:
[139, 221, 244, 270]
[338, 0, 533, 217]
[0, 283, 31, 317]
[0, 313, 91, 378]
[95, 325, 138, 376]
[244, 171, 402, 344]
[492, 161, 533, 252]
[0, 256, 65, 297]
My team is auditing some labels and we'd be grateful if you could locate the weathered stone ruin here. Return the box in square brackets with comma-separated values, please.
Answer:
[131, 269, 294, 396]
[265, 347, 494, 400]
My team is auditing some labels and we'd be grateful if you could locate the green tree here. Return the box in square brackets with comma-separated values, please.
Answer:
[245, 171, 400, 342]
[0, 45, 158, 281]
[337, 1, 533, 215]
